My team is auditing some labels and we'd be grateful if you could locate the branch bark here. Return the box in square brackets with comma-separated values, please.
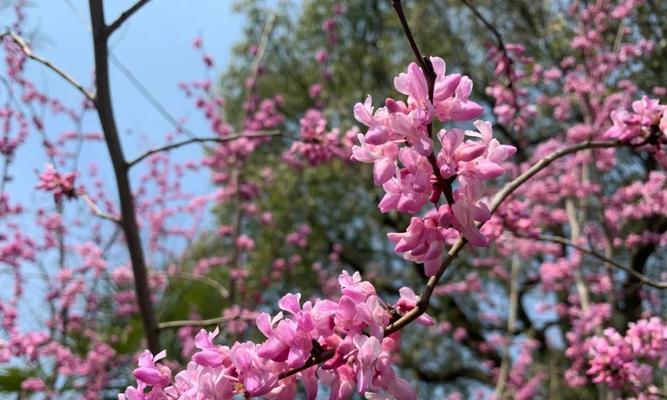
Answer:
[89, 0, 159, 353]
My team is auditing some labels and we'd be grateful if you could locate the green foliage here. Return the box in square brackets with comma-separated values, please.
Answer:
[0, 367, 37, 393]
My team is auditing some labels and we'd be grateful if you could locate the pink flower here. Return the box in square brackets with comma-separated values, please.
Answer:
[393, 62, 434, 126]
[192, 327, 225, 367]
[451, 197, 491, 246]
[395, 287, 434, 326]
[230, 342, 279, 396]
[388, 214, 445, 276]
[434, 75, 483, 122]
[352, 334, 382, 393]
[36, 164, 77, 201]
[351, 133, 399, 184]
[20, 377, 45, 392]
[378, 148, 432, 213]
[353, 96, 392, 145]
[133, 350, 171, 387]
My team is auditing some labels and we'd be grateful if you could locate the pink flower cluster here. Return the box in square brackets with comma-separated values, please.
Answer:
[119, 271, 432, 399]
[605, 96, 666, 143]
[586, 317, 667, 395]
[352, 57, 516, 275]
[283, 109, 355, 167]
[36, 164, 78, 201]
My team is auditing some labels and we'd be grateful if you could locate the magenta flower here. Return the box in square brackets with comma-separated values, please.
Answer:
[351, 133, 399, 184]
[378, 148, 432, 213]
[395, 287, 434, 326]
[352, 334, 382, 393]
[133, 350, 171, 388]
[387, 214, 445, 276]
[353, 95, 392, 145]
[192, 327, 226, 368]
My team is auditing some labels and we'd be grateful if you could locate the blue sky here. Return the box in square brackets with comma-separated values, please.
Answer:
[12, 0, 244, 191]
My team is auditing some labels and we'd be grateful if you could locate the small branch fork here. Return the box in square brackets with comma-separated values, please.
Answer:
[105, 0, 153, 36]
[78, 191, 121, 223]
[89, 0, 160, 353]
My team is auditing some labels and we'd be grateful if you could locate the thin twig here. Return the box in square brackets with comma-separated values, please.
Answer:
[243, 11, 277, 106]
[158, 315, 253, 330]
[109, 53, 201, 141]
[494, 254, 520, 399]
[170, 271, 229, 299]
[78, 191, 121, 223]
[158, 316, 226, 330]
[489, 141, 622, 213]
[2, 31, 95, 101]
[519, 234, 667, 289]
[106, 0, 154, 36]
[127, 130, 281, 168]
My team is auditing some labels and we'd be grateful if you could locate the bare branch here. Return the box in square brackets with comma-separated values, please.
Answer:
[519, 234, 667, 289]
[106, 0, 153, 36]
[78, 191, 121, 223]
[158, 315, 253, 330]
[170, 271, 229, 299]
[89, 0, 160, 353]
[244, 11, 277, 102]
[494, 254, 520, 398]
[2, 31, 95, 102]
[127, 130, 281, 168]
[489, 141, 622, 213]
[158, 316, 225, 330]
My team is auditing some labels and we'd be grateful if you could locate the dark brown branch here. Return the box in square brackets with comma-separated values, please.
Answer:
[390, 0, 429, 72]
[89, 0, 160, 353]
[458, 0, 527, 161]
[106, 0, 153, 36]
[127, 130, 281, 168]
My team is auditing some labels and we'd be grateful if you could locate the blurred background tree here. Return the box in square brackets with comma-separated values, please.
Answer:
[148, 0, 667, 398]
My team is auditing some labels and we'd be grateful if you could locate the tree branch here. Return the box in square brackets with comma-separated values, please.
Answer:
[89, 0, 160, 353]
[106, 0, 154, 36]
[78, 191, 121, 223]
[520, 233, 667, 289]
[2, 31, 95, 102]
[127, 130, 281, 168]
[157, 315, 255, 330]
[169, 271, 229, 299]
[494, 254, 520, 399]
